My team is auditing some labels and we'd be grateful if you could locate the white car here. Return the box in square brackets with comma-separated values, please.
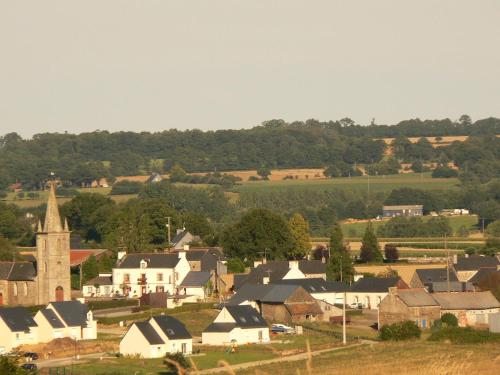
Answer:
[271, 324, 294, 334]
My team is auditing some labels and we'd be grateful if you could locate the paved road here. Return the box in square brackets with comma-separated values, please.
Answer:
[197, 341, 374, 374]
[34, 352, 107, 369]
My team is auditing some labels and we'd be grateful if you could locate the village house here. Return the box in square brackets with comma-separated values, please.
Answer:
[34, 300, 97, 342]
[346, 277, 408, 310]
[432, 291, 500, 327]
[178, 271, 212, 300]
[382, 205, 423, 218]
[228, 284, 323, 323]
[452, 255, 500, 282]
[378, 288, 441, 329]
[82, 274, 113, 297]
[202, 305, 270, 346]
[273, 278, 349, 305]
[0, 307, 38, 353]
[171, 230, 200, 250]
[120, 315, 192, 358]
[410, 268, 458, 288]
[112, 251, 190, 297]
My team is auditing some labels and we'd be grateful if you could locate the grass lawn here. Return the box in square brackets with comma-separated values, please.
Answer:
[339, 214, 478, 238]
[237, 173, 460, 194]
[237, 341, 500, 375]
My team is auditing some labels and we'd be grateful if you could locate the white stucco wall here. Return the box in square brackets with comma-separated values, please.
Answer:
[120, 324, 156, 358]
[346, 292, 387, 309]
[0, 318, 38, 353]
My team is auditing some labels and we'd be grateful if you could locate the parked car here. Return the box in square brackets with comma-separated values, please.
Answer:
[271, 324, 294, 334]
[23, 352, 39, 361]
[349, 302, 362, 309]
[21, 363, 38, 371]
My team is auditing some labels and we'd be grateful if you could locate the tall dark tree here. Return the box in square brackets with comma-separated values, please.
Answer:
[359, 222, 383, 263]
[221, 209, 294, 261]
[384, 244, 399, 263]
[326, 223, 354, 282]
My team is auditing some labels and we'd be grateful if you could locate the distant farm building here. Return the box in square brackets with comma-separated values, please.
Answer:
[382, 205, 423, 218]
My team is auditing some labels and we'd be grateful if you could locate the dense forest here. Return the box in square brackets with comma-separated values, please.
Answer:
[1, 116, 499, 189]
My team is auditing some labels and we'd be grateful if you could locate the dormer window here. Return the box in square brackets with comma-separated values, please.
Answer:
[140, 260, 148, 269]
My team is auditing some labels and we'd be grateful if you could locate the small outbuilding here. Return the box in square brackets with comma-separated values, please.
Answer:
[202, 305, 269, 346]
[120, 315, 192, 358]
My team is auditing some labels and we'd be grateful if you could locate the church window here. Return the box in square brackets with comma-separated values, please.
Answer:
[13, 283, 18, 297]
[157, 273, 163, 282]
[23, 282, 28, 296]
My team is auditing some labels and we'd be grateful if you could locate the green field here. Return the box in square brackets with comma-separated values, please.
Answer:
[339, 214, 478, 238]
[237, 173, 460, 194]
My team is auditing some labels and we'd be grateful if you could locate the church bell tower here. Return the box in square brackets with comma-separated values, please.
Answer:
[36, 181, 71, 304]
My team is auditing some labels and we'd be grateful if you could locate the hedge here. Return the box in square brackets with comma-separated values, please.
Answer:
[380, 321, 421, 341]
[428, 327, 500, 344]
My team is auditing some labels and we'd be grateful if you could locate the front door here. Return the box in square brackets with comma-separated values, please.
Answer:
[181, 343, 187, 354]
[55, 286, 64, 301]
[141, 286, 147, 295]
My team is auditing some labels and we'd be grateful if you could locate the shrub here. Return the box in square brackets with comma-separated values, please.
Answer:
[440, 313, 458, 327]
[164, 352, 191, 374]
[432, 166, 458, 178]
[428, 327, 500, 344]
[380, 321, 421, 341]
[110, 180, 143, 195]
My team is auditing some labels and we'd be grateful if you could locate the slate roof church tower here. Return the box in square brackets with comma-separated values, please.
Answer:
[35, 182, 71, 304]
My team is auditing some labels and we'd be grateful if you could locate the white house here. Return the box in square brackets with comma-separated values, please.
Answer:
[112, 252, 191, 297]
[0, 307, 39, 353]
[82, 274, 113, 298]
[34, 301, 97, 342]
[202, 305, 270, 346]
[346, 277, 408, 310]
[120, 315, 192, 358]
[179, 271, 212, 300]
[274, 278, 348, 305]
[171, 230, 200, 250]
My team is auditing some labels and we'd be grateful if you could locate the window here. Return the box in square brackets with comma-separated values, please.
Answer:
[167, 328, 175, 335]
[310, 286, 316, 291]
[13, 283, 18, 297]
[252, 316, 260, 322]
[157, 273, 163, 282]
[123, 274, 130, 283]
[23, 282, 28, 296]
[175, 272, 179, 281]
[240, 317, 247, 323]
[140, 260, 147, 269]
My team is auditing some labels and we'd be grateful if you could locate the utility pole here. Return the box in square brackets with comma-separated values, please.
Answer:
[166, 217, 172, 246]
[445, 233, 450, 293]
[342, 289, 347, 345]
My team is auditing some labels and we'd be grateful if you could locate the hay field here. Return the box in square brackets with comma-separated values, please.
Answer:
[191, 168, 326, 181]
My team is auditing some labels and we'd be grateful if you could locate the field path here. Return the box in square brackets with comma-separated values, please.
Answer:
[197, 341, 373, 374]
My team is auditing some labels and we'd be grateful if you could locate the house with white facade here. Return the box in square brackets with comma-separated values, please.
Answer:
[34, 300, 97, 342]
[120, 315, 192, 358]
[82, 274, 113, 297]
[202, 305, 269, 346]
[0, 307, 38, 353]
[179, 271, 212, 300]
[112, 252, 190, 297]
[346, 277, 408, 310]
[274, 278, 349, 305]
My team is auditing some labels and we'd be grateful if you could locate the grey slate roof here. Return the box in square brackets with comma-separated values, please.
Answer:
[171, 230, 190, 246]
[204, 322, 237, 332]
[227, 284, 302, 305]
[0, 262, 36, 281]
[180, 271, 211, 287]
[274, 278, 349, 293]
[135, 321, 165, 345]
[245, 262, 290, 284]
[432, 291, 500, 310]
[233, 274, 249, 291]
[468, 268, 499, 285]
[50, 301, 89, 327]
[298, 260, 326, 275]
[415, 268, 458, 284]
[396, 289, 439, 307]
[350, 277, 401, 293]
[427, 281, 473, 293]
[117, 253, 180, 269]
[224, 305, 268, 328]
[84, 275, 113, 286]
[454, 255, 499, 271]
[40, 309, 65, 329]
[260, 285, 299, 303]
[152, 315, 192, 339]
[0, 307, 37, 332]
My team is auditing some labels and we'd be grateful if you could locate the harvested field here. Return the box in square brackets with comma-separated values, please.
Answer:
[191, 168, 326, 181]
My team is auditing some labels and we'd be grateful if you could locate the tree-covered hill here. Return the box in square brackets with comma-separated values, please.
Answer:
[0, 116, 499, 189]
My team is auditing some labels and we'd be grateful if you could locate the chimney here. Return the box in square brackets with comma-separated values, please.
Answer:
[183, 244, 190, 251]
[176, 228, 184, 235]
[117, 251, 127, 261]
[464, 253, 469, 258]
[289, 260, 299, 269]
[453, 254, 458, 264]
[263, 276, 270, 285]
[321, 256, 326, 264]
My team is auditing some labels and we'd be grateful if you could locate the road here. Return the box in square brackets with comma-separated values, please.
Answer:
[197, 341, 375, 374]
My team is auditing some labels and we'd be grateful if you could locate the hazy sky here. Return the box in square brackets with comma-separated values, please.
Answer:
[1, 1, 500, 138]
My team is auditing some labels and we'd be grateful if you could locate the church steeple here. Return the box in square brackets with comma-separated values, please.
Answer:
[43, 181, 63, 232]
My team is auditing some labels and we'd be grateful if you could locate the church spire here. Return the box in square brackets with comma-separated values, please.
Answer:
[64, 217, 70, 232]
[37, 219, 43, 233]
[43, 181, 63, 232]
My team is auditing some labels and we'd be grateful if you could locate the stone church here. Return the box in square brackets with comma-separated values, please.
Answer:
[0, 182, 71, 306]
